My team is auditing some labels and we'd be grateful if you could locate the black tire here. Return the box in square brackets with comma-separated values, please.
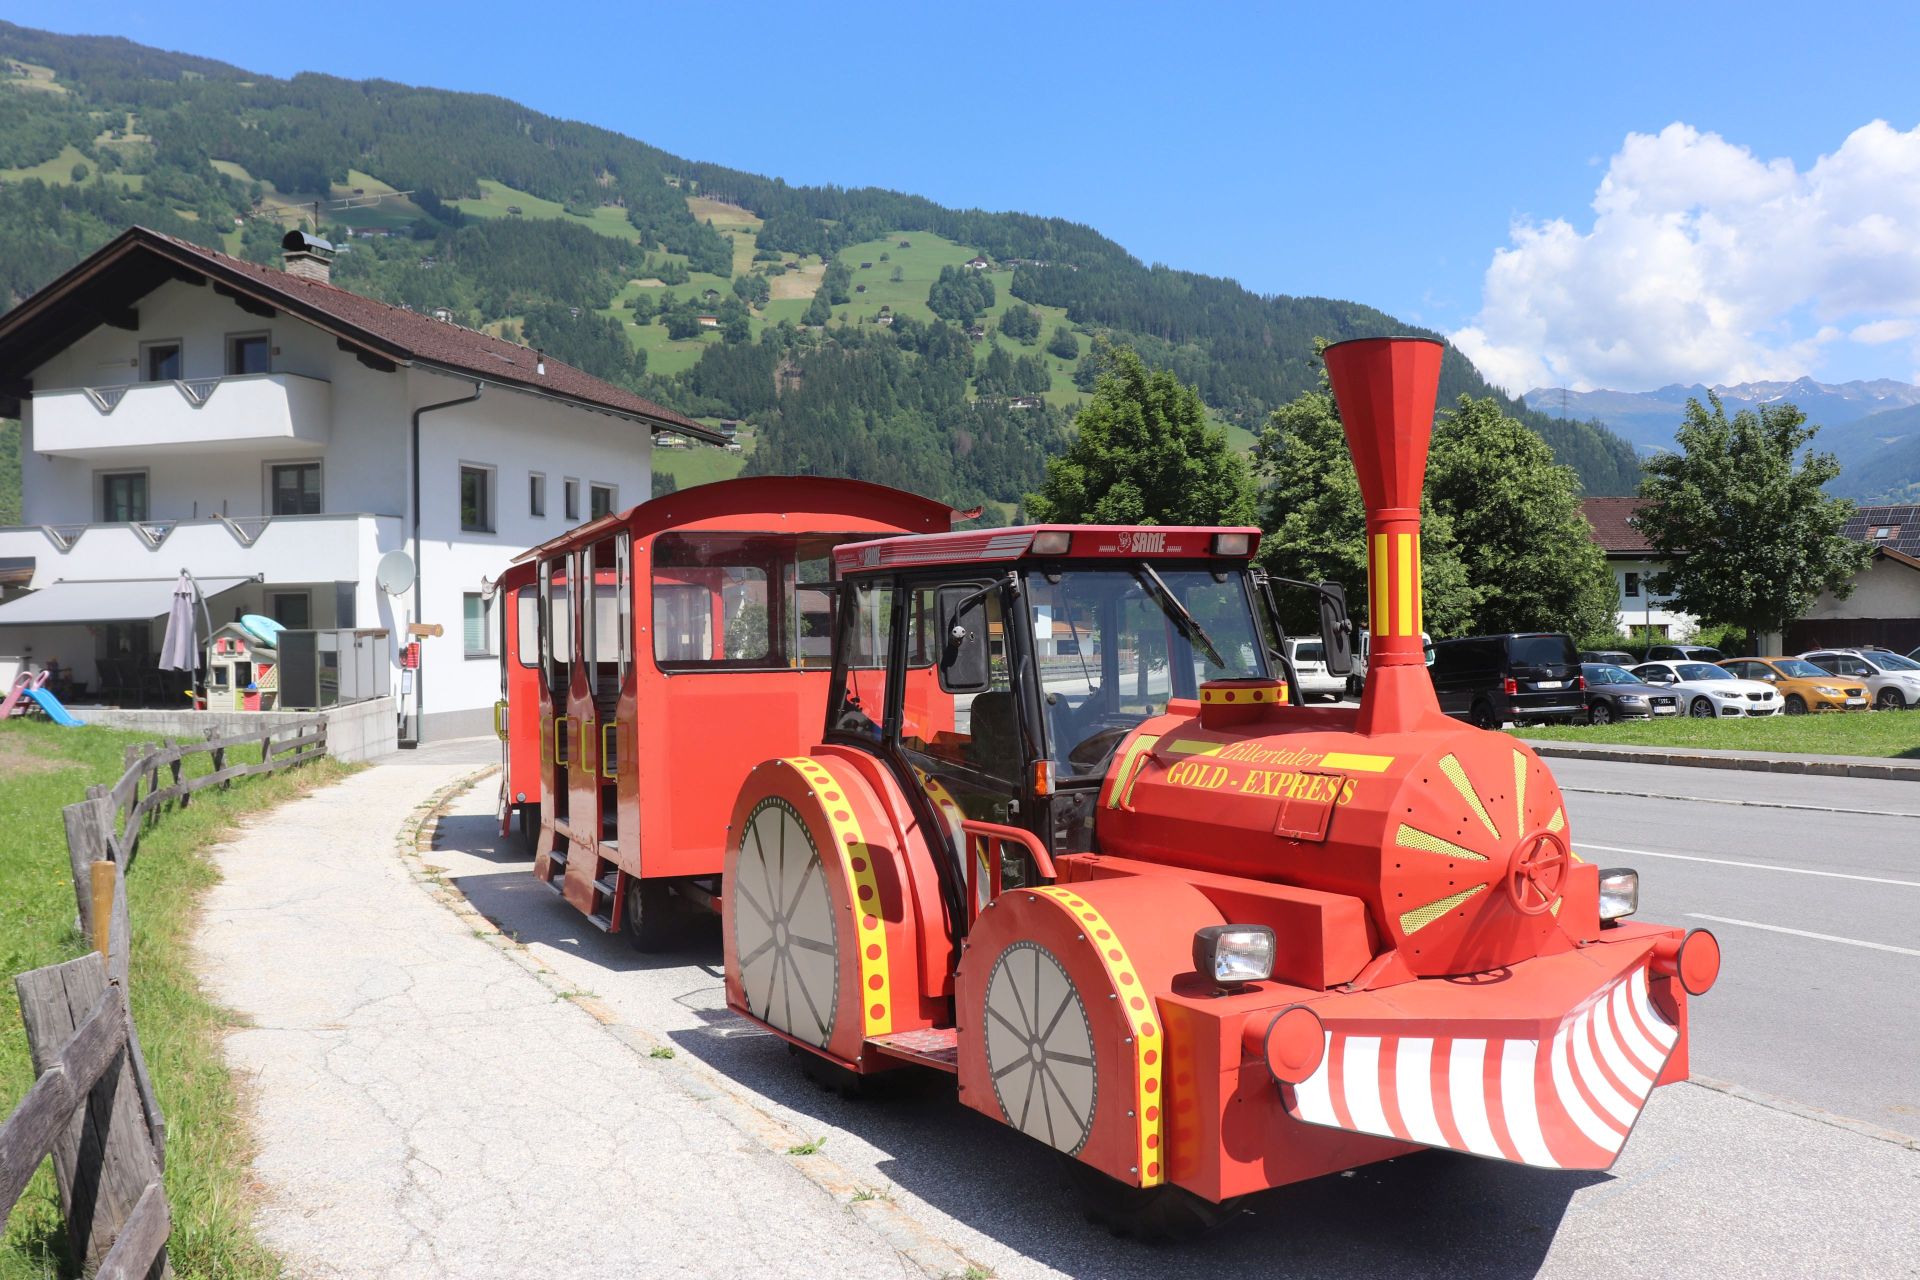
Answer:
[515, 804, 541, 857]
[1875, 688, 1905, 711]
[623, 876, 688, 952]
[789, 1041, 869, 1098]
[1784, 695, 1807, 716]
[1589, 701, 1613, 726]
[1688, 697, 1715, 719]
[1469, 699, 1500, 730]
[1058, 1154, 1241, 1242]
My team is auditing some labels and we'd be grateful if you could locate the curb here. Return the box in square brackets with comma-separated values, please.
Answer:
[393, 769, 984, 1280]
[1522, 740, 1920, 782]
[1686, 1076, 1920, 1152]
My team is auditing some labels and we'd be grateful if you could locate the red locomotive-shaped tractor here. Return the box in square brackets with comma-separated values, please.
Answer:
[721, 337, 1719, 1232]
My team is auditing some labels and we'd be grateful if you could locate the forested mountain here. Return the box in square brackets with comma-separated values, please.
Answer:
[0, 19, 1642, 520]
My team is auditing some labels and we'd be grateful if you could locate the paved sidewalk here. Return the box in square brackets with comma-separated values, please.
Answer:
[195, 739, 923, 1280]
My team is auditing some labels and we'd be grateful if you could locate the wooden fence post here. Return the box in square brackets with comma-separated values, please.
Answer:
[207, 726, 227, 791]
[62, 799, 114, 938]
[16, 955, 166, 1276]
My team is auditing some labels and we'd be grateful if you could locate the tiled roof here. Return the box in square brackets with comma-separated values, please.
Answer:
[0, 226, 718, 441]
[1579, 497, 1655, 555]
[1845, 504, 1920, 557]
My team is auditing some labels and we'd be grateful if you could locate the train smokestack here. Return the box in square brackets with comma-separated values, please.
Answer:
[1322, 336, 1446, 735]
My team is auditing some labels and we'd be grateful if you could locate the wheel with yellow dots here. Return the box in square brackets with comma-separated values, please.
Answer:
[723, 755, 905, 1072]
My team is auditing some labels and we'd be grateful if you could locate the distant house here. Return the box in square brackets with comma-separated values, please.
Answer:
[506, 205, 522, 216]
[1776, 504, 1920, 653]
[966, 255, 990, 270]
[701, 288, 720, 303]
[855, 284, 867, 294]
[1579, 497, 1695, 639]
[859, 262, 873, 270]
[696, 314, 720, 329]
[655, 434, 690, 450]
[966, 325, 986, 341]
[875, 306, 893, 326]
[1008, 395, 1043, 410]
[898, 239, 912, 249]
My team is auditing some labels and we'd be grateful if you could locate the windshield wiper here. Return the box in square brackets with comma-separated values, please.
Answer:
[1133, 563, 1226, 669]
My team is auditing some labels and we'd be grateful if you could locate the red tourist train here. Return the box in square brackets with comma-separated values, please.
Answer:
[498, 477, 957, 946]
[495, 340, 1718, 1233]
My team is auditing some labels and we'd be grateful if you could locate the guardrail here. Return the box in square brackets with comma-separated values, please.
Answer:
[0, 721, 326, 1276]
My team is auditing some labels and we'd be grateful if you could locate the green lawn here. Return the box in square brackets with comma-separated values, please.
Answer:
[0, 721, 353, 1279]
[448, 178, 648, 245]
[1516, 713, 1920, 760]
[0, 144, 92, 185]
[655, 443, 747, 489]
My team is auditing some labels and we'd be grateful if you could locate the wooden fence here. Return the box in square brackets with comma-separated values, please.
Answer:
[0, 720, 327, 1277]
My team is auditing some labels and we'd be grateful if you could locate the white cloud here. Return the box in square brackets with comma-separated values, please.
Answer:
[1451, 121, 1920, 393]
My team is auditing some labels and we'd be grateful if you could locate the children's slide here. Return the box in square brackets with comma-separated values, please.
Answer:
[23, 685, 85, 726]
[2, 670, 47, 719]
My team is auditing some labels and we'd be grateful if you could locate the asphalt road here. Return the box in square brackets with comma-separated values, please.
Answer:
[430, 759, 1920, 1279]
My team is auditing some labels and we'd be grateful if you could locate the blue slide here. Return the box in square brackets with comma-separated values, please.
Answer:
[24, 686, 85, 726]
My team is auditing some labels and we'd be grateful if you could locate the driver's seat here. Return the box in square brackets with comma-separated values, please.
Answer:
[966, 691, 1020, 777]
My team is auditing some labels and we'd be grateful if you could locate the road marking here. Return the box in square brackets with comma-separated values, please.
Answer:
[1685, 914, 1920, 957]
[1558, 785, 1920, 820]
[1575, 842, 1920, 889]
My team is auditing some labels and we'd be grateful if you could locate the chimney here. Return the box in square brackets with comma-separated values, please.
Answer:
[1323, 336, 1446, 736]
[280, 229, 335, 284]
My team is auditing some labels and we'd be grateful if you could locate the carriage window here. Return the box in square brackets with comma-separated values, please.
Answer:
[516, 591, 538, 668]
[651, 532, 870, 671]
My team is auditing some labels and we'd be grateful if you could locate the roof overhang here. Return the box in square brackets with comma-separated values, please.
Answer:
[0, 575, 254, 626]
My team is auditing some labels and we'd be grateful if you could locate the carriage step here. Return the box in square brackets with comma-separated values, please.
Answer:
[586, 912, 614, 931]
[866, 1027, 959, 1073]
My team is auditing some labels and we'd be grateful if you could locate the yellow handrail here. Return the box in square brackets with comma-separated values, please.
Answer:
[493, 700, 508, 740]
[601, 721, 619, 780]
[552, 715, 571, 766]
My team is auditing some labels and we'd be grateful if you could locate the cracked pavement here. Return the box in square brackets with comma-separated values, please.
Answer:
[195, 739, 923, 1279]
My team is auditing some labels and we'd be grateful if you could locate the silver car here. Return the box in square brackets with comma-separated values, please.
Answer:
[1799, 648, 1920, 710]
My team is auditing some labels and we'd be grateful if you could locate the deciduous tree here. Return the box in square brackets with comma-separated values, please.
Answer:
[1028, 345, 1256, 526]
[1637, 394, 1870, 649]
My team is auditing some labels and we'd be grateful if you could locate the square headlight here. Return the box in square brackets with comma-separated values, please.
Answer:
[1192, 924, 1276, 985]
[1598, 868, 1639, 922]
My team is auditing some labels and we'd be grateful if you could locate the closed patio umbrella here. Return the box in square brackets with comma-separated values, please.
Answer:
[158, 570, 197, 671]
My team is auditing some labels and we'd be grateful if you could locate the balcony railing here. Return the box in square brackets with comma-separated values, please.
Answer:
[30, 373, 332, 458]
[0, 513, 402, 588]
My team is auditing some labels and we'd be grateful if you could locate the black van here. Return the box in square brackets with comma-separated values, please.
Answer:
[1428, 633, 1585, 728]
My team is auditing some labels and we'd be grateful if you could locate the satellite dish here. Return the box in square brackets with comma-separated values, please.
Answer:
[376, 550, 416, 596]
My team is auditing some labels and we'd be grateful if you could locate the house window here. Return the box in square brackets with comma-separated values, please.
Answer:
[590, 483, 616, 519]
[100, 471, 148, 522]
[564, 477, 580, 521]
[227, 333, 271, 375]
[529, 472, 546, 518]
[269, 462, 322, 515]
[1624, 571, 1641, 599]
[269, 591, 311, 628]
[1871, 526, 1899, 540]
[463, 593, 494, 656]
[460, 465, 494, 533]
[141, 340, 181, 382]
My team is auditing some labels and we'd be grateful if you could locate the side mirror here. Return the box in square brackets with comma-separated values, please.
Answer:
[936, 585, 991, 693]
[1316, 582, 1352, 676]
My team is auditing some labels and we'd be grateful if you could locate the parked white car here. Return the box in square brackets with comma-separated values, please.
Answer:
[1630, 661, 1783, 718]
[1347, 629, 1433, 696]
[1285, 637, 1347, 703]
[1799, 648, 1920, 710]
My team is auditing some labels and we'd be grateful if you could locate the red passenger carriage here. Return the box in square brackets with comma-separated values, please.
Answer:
[506, 478, 957, 947]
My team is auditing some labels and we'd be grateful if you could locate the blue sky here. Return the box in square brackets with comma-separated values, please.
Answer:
[15, 1, 1920, 391]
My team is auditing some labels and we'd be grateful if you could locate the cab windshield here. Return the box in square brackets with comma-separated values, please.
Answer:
[1024, 566, 1266, 778]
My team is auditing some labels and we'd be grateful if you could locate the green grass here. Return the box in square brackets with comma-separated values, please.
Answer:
[448, 178, 647, 245]
[0, 722, 354, 1279]
[655, 443, 748, 489]
[1515, 712, 1920, 760]
[0, 144, 93, 186]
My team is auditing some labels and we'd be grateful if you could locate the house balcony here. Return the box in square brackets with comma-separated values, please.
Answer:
[29, 373, 332, 459]
[0, 512, 401, 590]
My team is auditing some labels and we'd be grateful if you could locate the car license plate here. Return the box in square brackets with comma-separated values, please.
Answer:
[1847, 697, 1866, 706]
[1534, 680, 1562, 689]
[1653, 705, 1678, 715]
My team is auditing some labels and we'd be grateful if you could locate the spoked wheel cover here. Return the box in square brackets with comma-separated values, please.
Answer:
[732, 797, 839, 1047]
[984, 942, 1097, 1156]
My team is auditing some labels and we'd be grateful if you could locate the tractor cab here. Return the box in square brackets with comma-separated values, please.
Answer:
[824, 525, 1351, 915]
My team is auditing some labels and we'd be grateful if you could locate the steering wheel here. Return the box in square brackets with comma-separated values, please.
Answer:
[1066, 722, 1135, 773]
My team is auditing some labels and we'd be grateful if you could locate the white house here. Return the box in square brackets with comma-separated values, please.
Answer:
[1579, 497, 1698, 640]
[1775, 505, 1920, 653]
[0, 226, 718, 738]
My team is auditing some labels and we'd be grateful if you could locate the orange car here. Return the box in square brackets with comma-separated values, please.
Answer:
[1718, 657, 1868, 713]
